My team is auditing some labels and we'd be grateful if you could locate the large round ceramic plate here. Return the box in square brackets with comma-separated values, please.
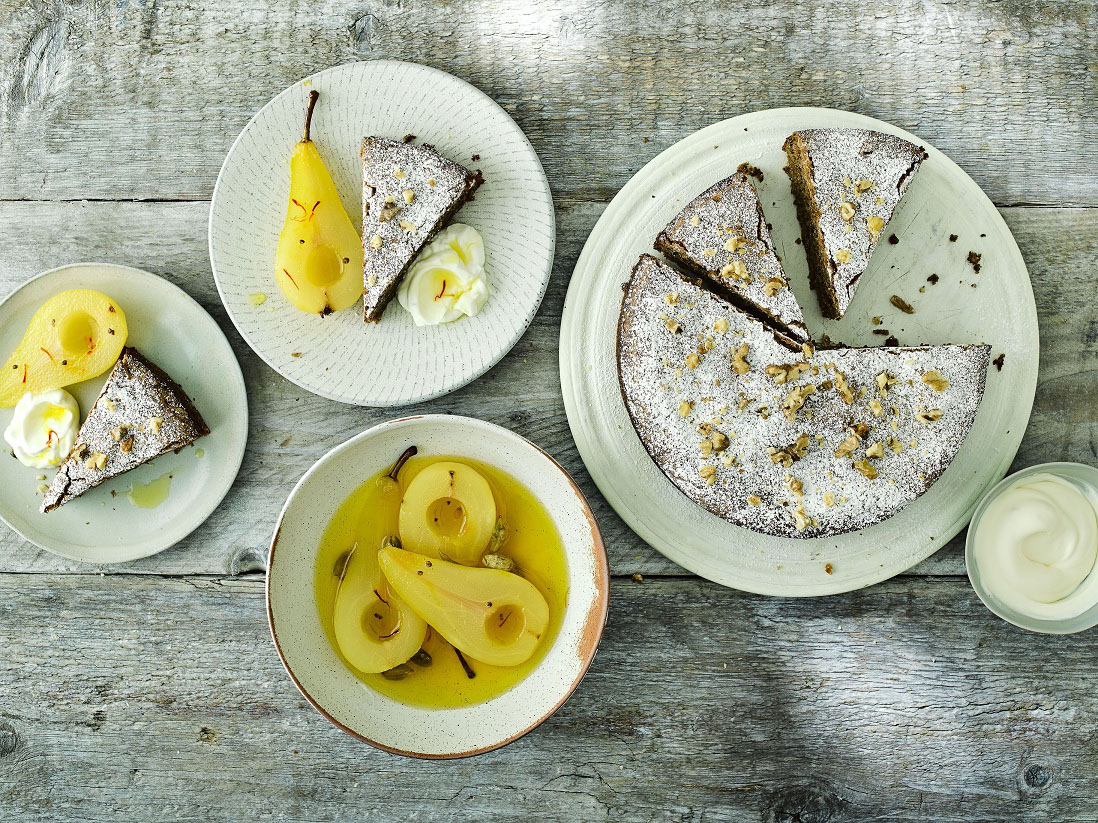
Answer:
[0, 263, 248, 564]
[210, 60, 555, 407]
[560, 107, 1038, 596]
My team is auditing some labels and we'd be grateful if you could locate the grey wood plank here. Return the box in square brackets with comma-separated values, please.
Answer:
[0, 0, 1095, 205]
[0, 572, 1094, 822]
[0, 201, 1093, 578]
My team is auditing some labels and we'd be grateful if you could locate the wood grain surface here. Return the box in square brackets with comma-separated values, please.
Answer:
[0, 0, 1096, 819]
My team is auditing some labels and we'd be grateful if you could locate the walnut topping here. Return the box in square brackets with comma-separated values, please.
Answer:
[855, 179, 875, 193]
[120, 435, 134, 453]
[853, 458, 878, 479]
[785, 474, 804, 497]
[393, 167, 406, 179]
[869, 399, 884, 417]
[916, 408, 943, 423]
[699, 439, 714, 457]
[840, 201, 856, 221]
[699, 465, 717, 485]
[781, 383, 816, 421]
[834, 427, 863, 459]
[665, 318, 681, 333]
[427, 178, 436, 187]
[731, 343, 750, 375]
[835, 248, 851, 264]
[679, 400, 693, 418]
[689, 214, 701, 227]
[793, 505, 813, 531]
[764, 362, 810, 385]
[865, 441, 885, 459]
[824, 491, 836, 508]
[710, 431, 730, 452]
[665, 292, 679, 305]
[747, 494, 762, 506]
[831, 367, 854, 404]
[109, 425, 128, 442]
[402, 189, 415, 204]
[801, 342, 814, 359]
[720, 259, 750, 282]
[148, 417, 163, 434]
[85, 451, 107, 471]
[876, 371, 896, 397]
[724, 235, 748, 253]
[921, 370, 950, 392]
[73, 443, 88, 459]
[367, 274, 378, 287]
[762, 277, 784, 297]
[888, 437, 903, 453]
[685, 352, 700, 370]
[369, 235, 383, 250]
[867, 215, 885, 238]
[103, 398, 117, 413]
[398, 220, 416, 232]
[378, 203, 402, 222]
[713, 317, 729, 334]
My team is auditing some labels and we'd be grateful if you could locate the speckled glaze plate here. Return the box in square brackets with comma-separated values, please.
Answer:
[0, 263, 248, 564]
[210, 60, 555, 407]
[267, 415, 608, 757]
[560, 108, 1038, 596]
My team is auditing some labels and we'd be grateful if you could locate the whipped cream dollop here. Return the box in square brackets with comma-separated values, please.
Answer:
[973, 472, 1098, 620]
[4, 389, 80, 468]
[397, 224, 488, 326]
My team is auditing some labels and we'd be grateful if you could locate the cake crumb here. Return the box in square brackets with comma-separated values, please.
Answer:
[949, 233, 958, 242]
[889, 295, 915, 314]
[967, 251, 982, 273]
[993, 353, 1006, 371]
[888, 234, 899, 245]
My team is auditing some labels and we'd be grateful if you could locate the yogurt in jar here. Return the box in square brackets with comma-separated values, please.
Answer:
[972, 472, 1098, 620]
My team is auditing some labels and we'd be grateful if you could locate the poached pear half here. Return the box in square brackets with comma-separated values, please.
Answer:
[274, 90, 363, 315]
[378, 546, 549, 668]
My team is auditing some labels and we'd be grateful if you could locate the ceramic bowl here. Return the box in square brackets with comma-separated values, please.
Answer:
[266, 414, 608, 757]
[966, 461, 1098, 634]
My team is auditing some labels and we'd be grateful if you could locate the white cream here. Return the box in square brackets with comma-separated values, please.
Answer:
[397, 224, 489, 326]
[973, 473, 1098, 620]
[4, 389, 80, 469]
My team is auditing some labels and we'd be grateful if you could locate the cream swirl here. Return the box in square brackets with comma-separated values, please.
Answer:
[4, 389, 80, 469]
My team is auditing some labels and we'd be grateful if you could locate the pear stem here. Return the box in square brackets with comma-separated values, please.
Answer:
[387, 445, 418, 481]
[303, 89, 319, 142]
[454, 647, 476, 679]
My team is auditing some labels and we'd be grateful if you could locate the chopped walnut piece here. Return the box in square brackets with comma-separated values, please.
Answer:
[824, 491, 836, 508]
[747, 494, 762, 506]
[867, 215, 885, 238]
[840, 201, 856, 221]
[876, 371, 896, 397]
[109, 425, 127, 442]
[916, 408, 943, 423]
[402, 189, 415, 204]
[398, 220, 416, 232]
[853, 458, 878, 479]
[921, 370, 950, 392]
[699, 465, 717, 485]
[369, 235, 383, 250]
[378, 203, 402, 222]
[835, 249, 851, 264]
[678, 400, 693, 418]
[665, 318, 681, 334]
[865, 441, 885, 459]
[890, 295, 915, 314]
[103, 398, 117, 413]
[870, 399, 884, 417]
[665, 292, 679, 305]
[393, 166, 406, 179]
[710, 431, 730, 452]
[713, 317, 729, 333]
[782, 383, 816, 421]
[120, 436, 134, 453]
[831, 367, 854, 404]
[85, 452, 107, 471]
[731, 343, 750, 375]
[685, 352, 700, 369]
[801, 342, 814, 358]
[148, 417, 163, 434]
[367, 273, 378, 287]
[689, 214, 701, 227]
[724, 235, 748, 253]
[793, 505, 813, 531]
[699, 439, 714, 456]
[720, 259, 750, 282]
[834, 429, 862, 459]
[762, 277, 784, 297]
[764, 362, 810, 385]
[888, 437, 903, 453]
[785, 474, 804, 497]
[855, 180, 875, 193]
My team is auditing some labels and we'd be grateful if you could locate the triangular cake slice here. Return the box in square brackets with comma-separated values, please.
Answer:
[654, 171, 809, 343]
[42, 348, 209, 512]
[618, 254, 989, 538]
[783, 128, 927, 319]
[360, 137, 483, 322]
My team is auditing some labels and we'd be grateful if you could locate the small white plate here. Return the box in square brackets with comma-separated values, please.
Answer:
[560, 107, 1038, 596]
[267, 415, 608, 758]
[0, 263, 248, 564]
[210, 60, 556, 407]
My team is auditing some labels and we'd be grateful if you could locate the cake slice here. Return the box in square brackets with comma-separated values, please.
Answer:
[783, 128, 927, 319]
[42, 348, 209, 512]
[654, 171, 809, 343]
[360, 137, 483, 322]
[618, 254, 989, 538]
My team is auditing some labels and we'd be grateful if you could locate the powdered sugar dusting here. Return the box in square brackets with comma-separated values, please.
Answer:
[655, 172, 808, 342]
[618, 255, 989, 538]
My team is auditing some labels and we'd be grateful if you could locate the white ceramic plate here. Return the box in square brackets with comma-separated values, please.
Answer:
[560, 107, 1038, 596]
[267, 415, 608, 758]
[0, 263, 248, 564]
[210, 60, 555, 407]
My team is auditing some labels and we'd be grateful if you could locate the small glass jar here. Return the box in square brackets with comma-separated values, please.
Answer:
[966, 461, 1098, 634]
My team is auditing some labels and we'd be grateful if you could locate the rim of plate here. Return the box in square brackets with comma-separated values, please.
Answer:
[266, 414, 609, 757]
[209, 60, 556, 407]
[0, 262, 249, 563]
[560, 106, 1038, 596]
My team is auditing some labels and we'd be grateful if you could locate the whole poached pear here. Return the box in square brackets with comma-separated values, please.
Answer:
[274, 90, 363, 315]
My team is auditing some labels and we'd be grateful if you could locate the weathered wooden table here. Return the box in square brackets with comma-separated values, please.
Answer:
[2, 2, 1096, 820]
